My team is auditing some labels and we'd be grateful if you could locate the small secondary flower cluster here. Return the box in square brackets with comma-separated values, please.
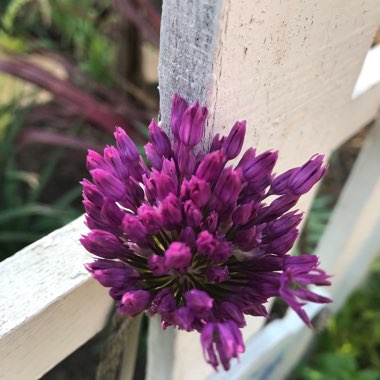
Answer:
[81, 94, 331, 371]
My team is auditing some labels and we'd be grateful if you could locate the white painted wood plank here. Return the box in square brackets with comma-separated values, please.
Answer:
[160, 0, 380, 162]
[118, 315, 143, 380]
[154, 0, 380, 379]
[332, 218, 380, 312]
[145, 316, 176, 380]
[0, 216, 112, 380]
[316, 119, 380, 283]
[352, 44, 380, 98]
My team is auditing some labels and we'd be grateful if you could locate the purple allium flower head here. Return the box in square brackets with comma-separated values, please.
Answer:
[81, 93, 331, 371]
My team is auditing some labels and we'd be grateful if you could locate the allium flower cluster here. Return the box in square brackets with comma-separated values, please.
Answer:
[81, 94, 331, 371]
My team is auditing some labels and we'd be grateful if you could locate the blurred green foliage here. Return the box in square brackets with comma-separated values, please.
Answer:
[296, 256, 380, 380]
[0, 99, 81, 260]
[0, 0, 116, 84]
[0, 1, 153, 261]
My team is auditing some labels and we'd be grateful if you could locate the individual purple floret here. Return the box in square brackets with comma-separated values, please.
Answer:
[80, 93, 331, 371]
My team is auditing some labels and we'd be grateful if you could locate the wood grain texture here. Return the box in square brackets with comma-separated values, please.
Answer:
[155, 0, 380, 379]
[0, 216, 112, 380]
[159, 0, 223, 143]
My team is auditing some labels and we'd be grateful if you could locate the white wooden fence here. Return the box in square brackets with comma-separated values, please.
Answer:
[1, 1, 380, 379]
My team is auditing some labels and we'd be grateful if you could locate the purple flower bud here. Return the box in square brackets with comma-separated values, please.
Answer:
[175, 306, 194, 331]
[197, 230, 218, 254]
[178, 144, 196, 178]
[241, 151, 278, 182]
[269, 168, 298, 195]
[161, 158, 178, 190]
[236, 147, 256, 170]
[219, 302, 246, 328]
[87, 150, 111, 172]
[185, 289, 213, 313]
[91, 169, 126, 200]
[80, 230, 127, 259]
[83, 201, 108, 230]
[114, 127, 139, 162]
[232, 201, 256, 225]
[201, 322, 244, 371]
[242, 302, 269, 318]
[197, 231, 232, 263]
[202, 211, 219, 232]
[246, 174, 273, 194]
[257, 195, 299, 223]
[235, 224, 265, 251]
[142, 174, 157, 204]
[160, 193, 183, 227]
[181, 176, 211, 208]
[165, 242, 192, 271]
[148, 254, 167, 276]
[207, 266, 229, 283]
[179, 226, 196, 246]
[145, 142, 163, 170]
[122, 214, 148, 245]
[222, 120, 246, 159]
[137, 204, 162, 233]
[210, 133, 225, 152]
[104, 146, 130, 180]
[179, 102, 208, 147]
[221, 323, 245, 370]
[126, 177, 145, 204]
[171, 93, 188, 137]
[153, 288, 177, 313]
[201, 323, 219, 369]
[155, 172, 176, 200]
[268, 229, 299, 255]
[101, 199, 124, 227]
[184, 200, 203, 227]
[85, 259, 139, 287]
[109, 284, 139, 301]
[196, 151, 225, 182]
[82, 179, 103, 206]
[266, 211, 303, 238]
[119, 290, 151, 316]
[149, 119, 172, 158]
[288, 155, 326, 195]
[214, 168, 241, 205]
[283, 254, 319, 272]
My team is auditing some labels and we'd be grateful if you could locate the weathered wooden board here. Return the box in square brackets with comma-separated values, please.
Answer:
[316, 119, 380, 309]
[159, 0, 380, 163]
[0, 217, 113, 380]
[353, 44, 380, 98]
